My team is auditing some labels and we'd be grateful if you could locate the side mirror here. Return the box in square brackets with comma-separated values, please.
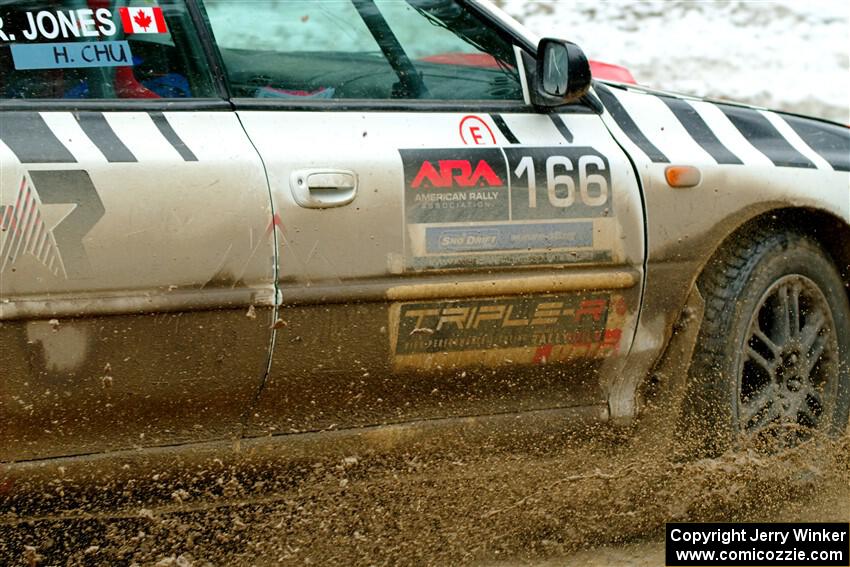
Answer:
[532, 38, 591, 107]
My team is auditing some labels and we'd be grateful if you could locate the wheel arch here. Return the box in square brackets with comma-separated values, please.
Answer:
[636, 205, 849, 430]
[696, 206, 850, 305]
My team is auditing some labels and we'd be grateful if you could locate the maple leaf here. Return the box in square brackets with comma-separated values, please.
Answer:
[133, 10, 153, 30]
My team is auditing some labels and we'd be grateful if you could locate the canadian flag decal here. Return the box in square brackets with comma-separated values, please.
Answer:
[119, 6, 168, 34]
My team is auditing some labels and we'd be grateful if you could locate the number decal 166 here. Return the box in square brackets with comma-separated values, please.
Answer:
[513, 154, 609, 209]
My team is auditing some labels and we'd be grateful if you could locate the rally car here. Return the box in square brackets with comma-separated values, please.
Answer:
[1, 0, 848, 468]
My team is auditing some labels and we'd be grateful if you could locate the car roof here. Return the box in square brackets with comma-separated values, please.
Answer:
[467, 0, 540, 51]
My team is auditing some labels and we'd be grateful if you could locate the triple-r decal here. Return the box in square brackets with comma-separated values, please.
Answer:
[390, 293, 629, 371]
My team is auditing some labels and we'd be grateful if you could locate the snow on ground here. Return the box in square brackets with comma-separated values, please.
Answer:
[499, 0, 850, 123]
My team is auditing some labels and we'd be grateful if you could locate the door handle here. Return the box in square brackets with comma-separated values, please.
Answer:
[290, 169, 358, 208]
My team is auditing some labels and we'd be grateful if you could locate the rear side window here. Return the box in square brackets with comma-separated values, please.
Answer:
[0, 1, 215, 99]
[202, 0, 523, 102]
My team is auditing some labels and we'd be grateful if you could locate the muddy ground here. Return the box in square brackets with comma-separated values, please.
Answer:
[1, 414, 847, 566]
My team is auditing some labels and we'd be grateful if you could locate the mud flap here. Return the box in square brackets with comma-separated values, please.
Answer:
[633, 286, 706, 453]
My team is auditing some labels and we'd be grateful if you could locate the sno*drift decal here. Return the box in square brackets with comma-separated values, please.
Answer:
[425, 222, 593, 254]
[400, 146, 615, 270]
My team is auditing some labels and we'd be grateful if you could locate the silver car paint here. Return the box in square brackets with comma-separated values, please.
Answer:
[0, 111, 276, 460]
[0, 0, 847, 463]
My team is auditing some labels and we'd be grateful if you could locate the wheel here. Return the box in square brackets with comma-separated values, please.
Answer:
[684, 228, 850, 454]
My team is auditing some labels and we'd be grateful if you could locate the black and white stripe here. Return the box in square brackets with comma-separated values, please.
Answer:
[74, 113, 138, 163]
[0, 111, 198, 165]
[780, 114, 850, 172]
[594, 83, 848, 171]
[549, 114, 575, 143]
[718, 105, 815, 169]
[150, 112, 198, 162]
[486, 113, 576, 146]
[0, 112, 76, 164]
[489, 113, 520, 145]
[594, 83, 670, 163]
[658, 96, 743, 165]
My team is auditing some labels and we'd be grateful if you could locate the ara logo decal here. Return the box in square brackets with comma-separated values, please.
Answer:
[0, 170, 104, 279]
[411, 159, 503, 189]
[400, 148, 509, 224]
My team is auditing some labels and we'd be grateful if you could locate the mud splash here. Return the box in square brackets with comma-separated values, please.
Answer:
[1, 423, 846, 566]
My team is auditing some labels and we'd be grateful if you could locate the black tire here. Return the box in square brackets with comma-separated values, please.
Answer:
[683, 228, 850, 455]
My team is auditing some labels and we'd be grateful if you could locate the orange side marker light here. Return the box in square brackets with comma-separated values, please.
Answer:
[665, 165, 701, 188]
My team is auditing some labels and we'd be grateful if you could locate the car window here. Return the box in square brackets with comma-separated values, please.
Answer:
[0, 0, 215, 99]
[201, 0, 523, 102]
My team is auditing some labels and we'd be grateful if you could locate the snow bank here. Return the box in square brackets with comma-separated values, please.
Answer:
[500, 0, 849, 122]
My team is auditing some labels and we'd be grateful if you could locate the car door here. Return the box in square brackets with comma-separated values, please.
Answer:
[200, 0, 645, 436]
[0, 0, 275, 461]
